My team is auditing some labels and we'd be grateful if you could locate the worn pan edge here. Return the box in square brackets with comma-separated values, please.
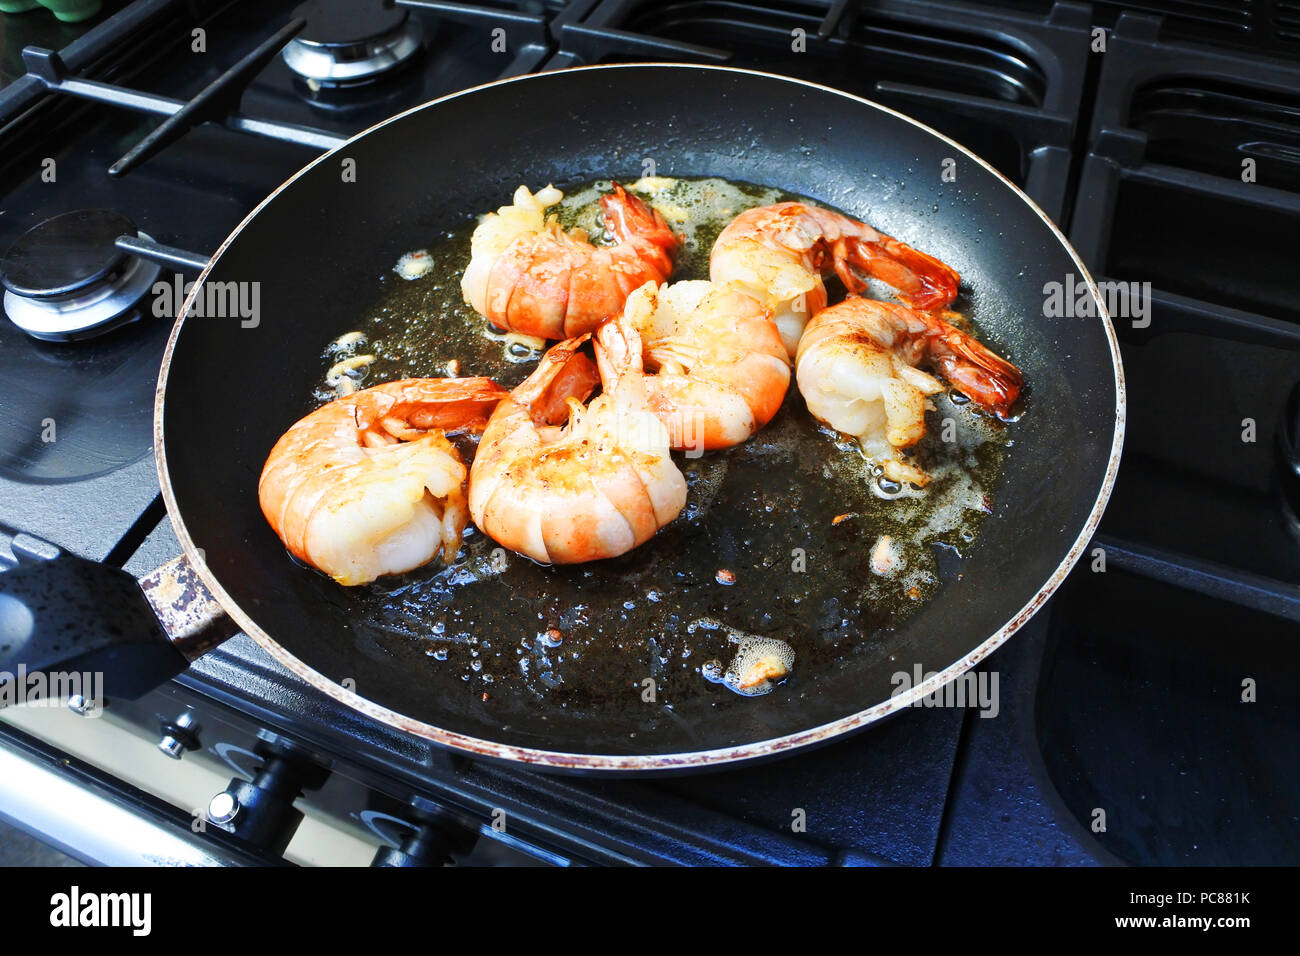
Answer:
[153, 64, 1126, 773]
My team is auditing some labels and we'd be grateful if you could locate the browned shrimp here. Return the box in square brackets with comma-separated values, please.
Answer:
[796, 297, 1022, 486]
[711, 201, 960, 355]
[468, 325, 686, 564]
[461, 183, 678, 340]
[259, 378, 507, 585]
[600, 280, 790, 452]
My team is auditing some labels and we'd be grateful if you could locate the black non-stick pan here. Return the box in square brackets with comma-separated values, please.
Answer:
[0, 65, 1123, 772]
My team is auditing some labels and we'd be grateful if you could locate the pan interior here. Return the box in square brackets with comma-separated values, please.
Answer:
[308, 176, 1009, 726]
[161, 67, 1118, 759]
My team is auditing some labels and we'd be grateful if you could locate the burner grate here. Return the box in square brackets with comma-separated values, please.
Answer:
[549, 0, 1093, 220]
[1051, 9, 1300, 865]
[990, 0, 1300, 56]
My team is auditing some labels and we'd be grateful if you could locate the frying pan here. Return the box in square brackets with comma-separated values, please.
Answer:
[0, 65, 1123, 772]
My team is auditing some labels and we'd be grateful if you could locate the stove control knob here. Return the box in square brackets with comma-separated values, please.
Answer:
[371, 822, 456, 867]
[205, 751, 328, 855]
[156, 711, 200, 760]
[208, 791, 241, 826]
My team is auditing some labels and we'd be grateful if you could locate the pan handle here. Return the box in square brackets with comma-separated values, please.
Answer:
[0, 530, 236, 702]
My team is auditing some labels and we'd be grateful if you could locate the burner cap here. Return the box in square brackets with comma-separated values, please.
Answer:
[283, 0, 423, 86]
[0, 209, 137, 299]
[295, 0, 409, 46]
[1, 210, 163, 342]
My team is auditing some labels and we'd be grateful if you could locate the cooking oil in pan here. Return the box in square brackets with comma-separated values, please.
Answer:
[308, 177, 1011, 718]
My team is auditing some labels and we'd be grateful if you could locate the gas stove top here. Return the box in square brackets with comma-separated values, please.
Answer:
[0, 0, 1296, 867]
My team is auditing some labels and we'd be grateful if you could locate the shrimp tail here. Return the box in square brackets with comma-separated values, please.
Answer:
[835, 234, 961, 312]
[513, 334, 593, 408]
[601, 182, 678, 267]
[532, 342, 601, 426]
[592, 298, 646, 386]
[352, 376, 509, 435]
[926, 317, 1024, 415]
[593, 293, 660, 414]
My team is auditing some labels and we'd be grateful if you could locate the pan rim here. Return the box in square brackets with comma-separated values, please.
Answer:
[154, 63, 1126, 772]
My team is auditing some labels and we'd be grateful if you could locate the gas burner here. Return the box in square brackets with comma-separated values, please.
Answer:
[0, 209, 163, 342]
[282, 0, 423, 89]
